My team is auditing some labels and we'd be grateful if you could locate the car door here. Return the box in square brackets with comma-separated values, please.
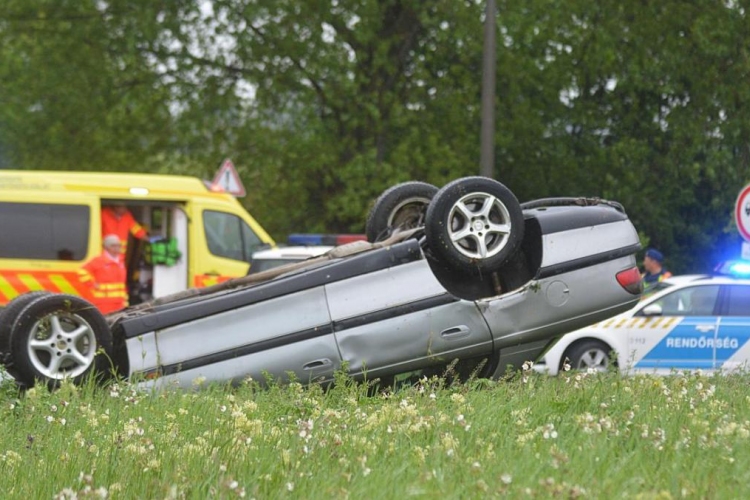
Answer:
[630, 285, 721, 372]
[326, 260, 494, 381]
[715, 284, 750, 371]
[127, 284, 341, 388]
[192, 207, 266, 287]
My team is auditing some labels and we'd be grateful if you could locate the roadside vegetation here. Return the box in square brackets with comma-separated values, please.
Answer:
[2, 1, 748, 272]
[0, 366, 747, 498]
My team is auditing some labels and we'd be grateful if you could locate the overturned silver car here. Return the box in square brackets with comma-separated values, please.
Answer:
[0, 177, 642, 389]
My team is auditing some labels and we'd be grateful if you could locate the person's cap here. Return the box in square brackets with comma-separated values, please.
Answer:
[645, 248, 664, 263]
[103, 234, 121, 247]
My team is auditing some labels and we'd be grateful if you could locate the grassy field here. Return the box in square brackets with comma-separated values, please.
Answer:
[0, 366, 748, 499]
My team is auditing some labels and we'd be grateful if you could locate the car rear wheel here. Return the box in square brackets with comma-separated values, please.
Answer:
[0, 291, 53, 365]
[566, 340, 614, 372]
[425, 176, 524, 274]
[365, 181, 438, 242]
[10, 294, 114, 389]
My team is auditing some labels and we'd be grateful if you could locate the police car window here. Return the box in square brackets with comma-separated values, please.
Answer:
[0, 202, 89, 260]
[648, 285, 720, 316]
[203, 210, 263, 262]
[726, 285, 750, 316]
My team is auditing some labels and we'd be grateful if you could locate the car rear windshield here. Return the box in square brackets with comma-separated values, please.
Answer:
[0, 202, 90, 261]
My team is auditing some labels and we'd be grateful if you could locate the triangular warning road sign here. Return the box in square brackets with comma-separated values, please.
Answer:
[212, 159, 246, 197]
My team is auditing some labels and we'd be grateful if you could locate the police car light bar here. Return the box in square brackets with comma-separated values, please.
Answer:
[714, 260, 750, 278]
[287, 234, 367, 246]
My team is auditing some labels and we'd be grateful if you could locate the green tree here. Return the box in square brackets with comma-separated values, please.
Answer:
[3, 0, 750, 273]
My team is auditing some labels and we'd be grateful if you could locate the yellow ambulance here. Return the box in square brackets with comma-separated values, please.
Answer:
[0, 170, 275, 307]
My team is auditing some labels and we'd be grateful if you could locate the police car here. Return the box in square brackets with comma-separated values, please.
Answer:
[248, 234, 366, 274]
[535, 262, 750, 375]
[248, 246, 335, 274]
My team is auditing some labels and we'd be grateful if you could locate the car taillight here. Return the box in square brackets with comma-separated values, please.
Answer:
[616, 266, 643, 295]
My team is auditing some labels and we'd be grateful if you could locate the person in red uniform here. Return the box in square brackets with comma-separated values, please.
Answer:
[101, 203, 147, 256]
[78, 234, 128, 314]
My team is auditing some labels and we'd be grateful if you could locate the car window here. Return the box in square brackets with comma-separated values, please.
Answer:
[0, 202, 89, 260]
[203, 210, 263, 262]
[642, 281, 673, 299]
[643, 285, 721, 317]
[725, 285, 750, 316]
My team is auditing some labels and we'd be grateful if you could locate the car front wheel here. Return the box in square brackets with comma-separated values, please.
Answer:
[566, 340, 614, 372]
[10, 294, 114, 388]
[425, 176, 524, 274]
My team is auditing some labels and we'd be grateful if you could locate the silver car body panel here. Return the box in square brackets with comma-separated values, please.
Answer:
[325, 260, 446, 319]
[112, 201, 641, 389]
[128, 287, 339, 387]
[328, 260, 493, 377]
[539, 219, 638, 268]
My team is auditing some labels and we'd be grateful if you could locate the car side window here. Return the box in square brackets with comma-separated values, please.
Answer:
[646, 285, 721, 317]
[203, 210, 263, 262]
[725, 285, 750, 316]
[0, 202, 90, 261]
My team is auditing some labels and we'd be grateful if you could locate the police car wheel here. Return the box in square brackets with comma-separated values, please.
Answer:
[567, 340, 614, 372]
[425, 177, 524, 275]
[365, 181, 438, 242]
[9, 294, 114, 389]
[0, 291, 53, 366]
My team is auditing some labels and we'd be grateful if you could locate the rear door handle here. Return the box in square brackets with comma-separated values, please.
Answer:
[441, 326, 470, 340]
[303, 359, 334, 370]
[696, 325, 716, 332]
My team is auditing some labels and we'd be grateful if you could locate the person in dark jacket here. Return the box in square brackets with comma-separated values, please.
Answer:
[641, 248, 672, 294]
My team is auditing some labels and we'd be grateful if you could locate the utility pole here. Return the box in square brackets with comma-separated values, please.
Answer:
[480, 0, 496, 179]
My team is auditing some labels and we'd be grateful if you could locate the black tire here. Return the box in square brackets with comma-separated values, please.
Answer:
[365, 181, 438, 242]
[425, 176, 524, 274]
[10, 294, 114, 389]
[566, 340, 615, 372]
[0, 291, 53, 362]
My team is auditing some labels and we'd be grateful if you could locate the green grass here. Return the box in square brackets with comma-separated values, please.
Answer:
[0, 367, 748, 499]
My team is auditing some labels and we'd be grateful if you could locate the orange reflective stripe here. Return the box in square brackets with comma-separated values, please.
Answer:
[0, 270, 97, 306]
[99, 283, 125, 291]
[193, 274, 234, 288]
[0, 274, 15, 303]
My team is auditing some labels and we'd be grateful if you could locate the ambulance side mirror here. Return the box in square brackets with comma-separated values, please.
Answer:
[641, 304, 663, 316]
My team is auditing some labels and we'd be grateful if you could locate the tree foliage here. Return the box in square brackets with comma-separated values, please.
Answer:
[1, 0, 750, 272]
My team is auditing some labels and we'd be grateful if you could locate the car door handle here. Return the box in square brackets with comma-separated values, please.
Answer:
[303, 359, 333, 370]
[441, 326, 470, 340]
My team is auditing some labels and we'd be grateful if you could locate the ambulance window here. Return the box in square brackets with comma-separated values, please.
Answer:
[725, 285, 750, 316]
[0, 202, 89, 260]
[203, 210, 263, 262]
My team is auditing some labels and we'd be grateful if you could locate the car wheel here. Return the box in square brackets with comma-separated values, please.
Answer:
[365, 181, 438, 242]
[425, 176, 524, 274]
[566, 340, 614, 372]
[10, 294, 114, 388]
[0, 291, 53, 363]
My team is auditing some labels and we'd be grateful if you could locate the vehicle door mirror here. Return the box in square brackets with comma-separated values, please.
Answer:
[641, 304, 663, 316]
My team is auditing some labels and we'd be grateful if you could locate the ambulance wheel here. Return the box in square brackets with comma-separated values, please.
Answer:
[366, 181, 438, 242]
[425, 177, 524, 274]
[9, 294, 114, 389]
[0, 291, 53, 365]
[566, 340, 615, 373]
